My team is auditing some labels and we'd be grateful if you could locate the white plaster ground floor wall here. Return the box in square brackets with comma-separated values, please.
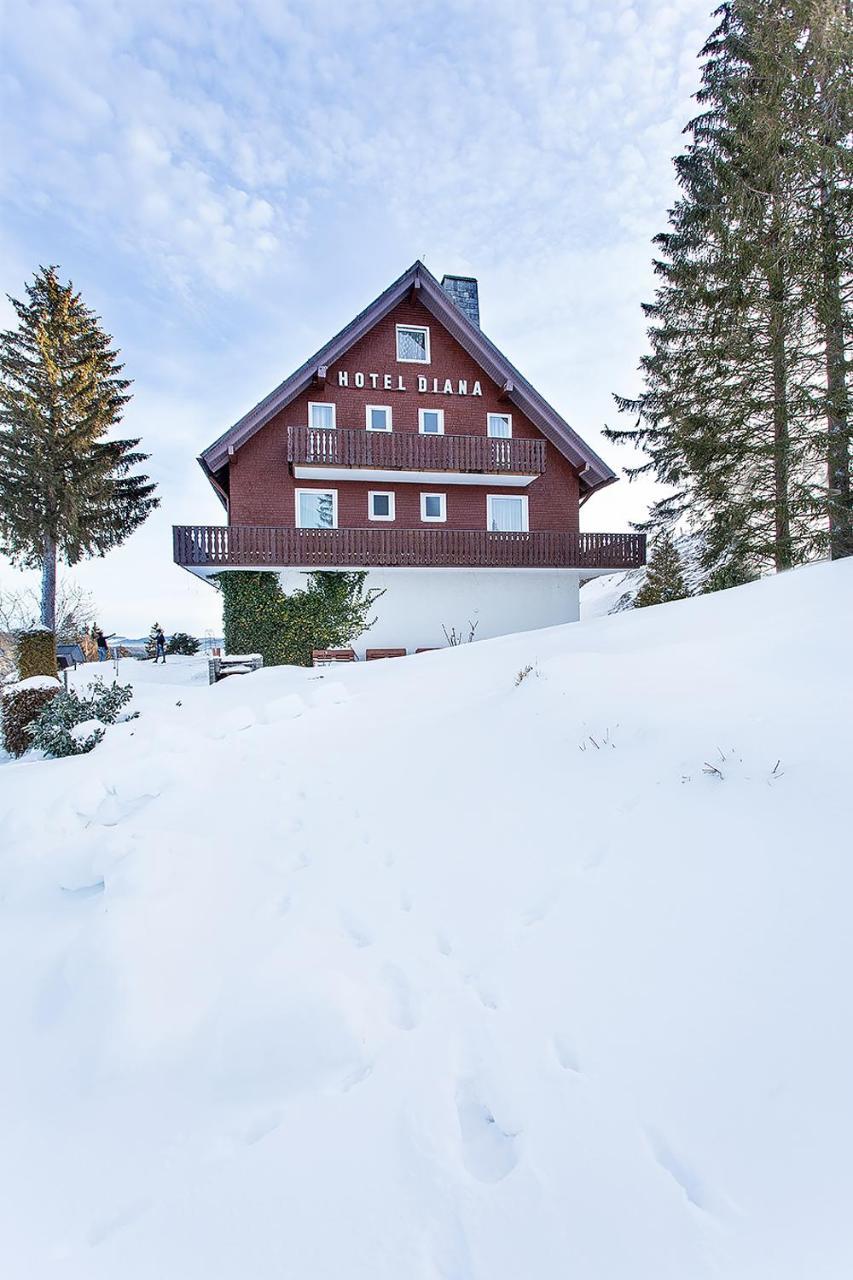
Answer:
[276, 567, 585, 656]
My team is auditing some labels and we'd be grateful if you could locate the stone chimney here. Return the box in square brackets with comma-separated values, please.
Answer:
[440, 274, 480, 328]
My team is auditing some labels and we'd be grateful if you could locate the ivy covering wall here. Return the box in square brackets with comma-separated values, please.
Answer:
[215, 570, 383, 667]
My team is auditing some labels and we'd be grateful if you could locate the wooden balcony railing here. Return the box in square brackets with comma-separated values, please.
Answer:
[174, 525, 646, 571]
[287, 426, 546, 476]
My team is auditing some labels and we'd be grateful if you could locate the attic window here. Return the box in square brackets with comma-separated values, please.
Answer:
[396, 325, 430, 364]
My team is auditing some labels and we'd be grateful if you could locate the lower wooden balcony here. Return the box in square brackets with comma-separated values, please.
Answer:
[174, 525, 646, 572]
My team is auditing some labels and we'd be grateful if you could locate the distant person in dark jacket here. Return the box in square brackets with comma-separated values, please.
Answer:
[96, 629, 109, 662]
[154, 627, 166, 663]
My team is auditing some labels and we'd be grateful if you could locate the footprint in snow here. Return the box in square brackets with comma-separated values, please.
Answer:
[647, 1128, 708, 1210]
[87, 1198, 152, 1248]
[382, 963, 420, 1030]
[60, 879, 105, 900]
[399, 888, 413, 913]
[244, 1110, 282, 1146]
[456, 1080, 520, 1184]
[463, 973, 499, 1011]
[520, 894, 555, 927]
[340, 1060, 374, 1092]
[435, 931, 453, 957]
[553, 1033, 581, 1073]
[341, 913, 373, 948]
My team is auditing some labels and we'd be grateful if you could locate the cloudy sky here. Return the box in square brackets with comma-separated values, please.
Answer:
[1, 0, 713, 635]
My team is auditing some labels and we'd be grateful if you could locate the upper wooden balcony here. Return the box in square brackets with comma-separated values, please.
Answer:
[287, 425, 545, 486]
[174, 525, 646, 573]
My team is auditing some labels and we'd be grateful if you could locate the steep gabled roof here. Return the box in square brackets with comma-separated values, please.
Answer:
[199, 261, 617, 498]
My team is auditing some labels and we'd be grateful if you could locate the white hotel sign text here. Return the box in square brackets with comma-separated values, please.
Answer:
[337, 370, 483, 396]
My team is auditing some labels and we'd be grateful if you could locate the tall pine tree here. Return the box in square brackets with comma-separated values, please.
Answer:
[798, 0, 853, 559]
[606, 1, 852, 575]
[0, 267, 158, 629]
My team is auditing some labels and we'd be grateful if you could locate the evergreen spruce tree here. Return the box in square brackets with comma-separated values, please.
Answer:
[797, 0, 853, 559]
[634, 531, 691, 608]
[606, 1, 852, 576]
[146, 621, 161, 660]
[0, 266, 158, 629]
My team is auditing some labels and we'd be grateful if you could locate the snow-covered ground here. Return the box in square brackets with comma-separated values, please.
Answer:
[1, 560, 851, 1278]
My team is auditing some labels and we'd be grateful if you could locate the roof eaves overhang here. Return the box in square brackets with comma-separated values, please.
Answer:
[198, 455, 229, 511]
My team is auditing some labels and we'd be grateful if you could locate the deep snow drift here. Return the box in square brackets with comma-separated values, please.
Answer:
[1, 560, 851, 1279]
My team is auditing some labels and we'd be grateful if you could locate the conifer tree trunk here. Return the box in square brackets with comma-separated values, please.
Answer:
[40, 533, 57, 631]
[767, 207, 793, 571]
[820, 179, 852, 560]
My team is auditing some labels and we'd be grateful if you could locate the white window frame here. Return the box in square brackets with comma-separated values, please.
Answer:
[487, 413, 513, 438]
[295, 487, 338, 529]
[486, 493, 528, 532]
[418, 407, 445, 436]
[308, 401, 336, 430]
[366, 404, 393, 432]
[395, 324, 431, 364]
[368, 490, 395, 521]
[420, 492, 447, 523]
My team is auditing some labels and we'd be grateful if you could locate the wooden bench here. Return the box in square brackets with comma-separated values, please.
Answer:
[312, 649, 357, 667]
[415, 647, 439, 654]
[365, 648, 407, 661]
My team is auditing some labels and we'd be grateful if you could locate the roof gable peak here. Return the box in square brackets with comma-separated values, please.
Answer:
[200, 261, 616, 497]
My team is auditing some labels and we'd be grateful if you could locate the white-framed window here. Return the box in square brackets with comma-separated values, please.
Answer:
[366, 404, 392, 432]
[296, 488, 338, 529]
[396, 324, 430, 363]
[308, 402, 336, 430]
[368, 490, 395, 521]
[418, 407, 444, 436]
[487, 413, 512, 438]
[420, 492, 447, 523]
[487, 494, 528, 532]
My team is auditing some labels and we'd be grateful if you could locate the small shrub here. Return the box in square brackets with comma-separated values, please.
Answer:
[17, 628, 56, 678]
[1, 682, 61, 757]
[515, 663, 534, 686]
[146, 621, 165, 660]
[29, 679, 135, 758]
[442, 620, 479, 646]
[166, 631, 200, 656]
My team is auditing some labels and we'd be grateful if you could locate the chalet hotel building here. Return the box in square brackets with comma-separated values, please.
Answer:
[174, 262, 645, 654]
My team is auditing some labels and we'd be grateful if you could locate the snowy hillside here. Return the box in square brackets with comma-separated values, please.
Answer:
[1, 561, 851, 1279]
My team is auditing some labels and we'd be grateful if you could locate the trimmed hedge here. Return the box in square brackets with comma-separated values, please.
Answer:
[215, 570, 383, 667]
[18, 629, 56, 679]
[2, 683, 61, 757]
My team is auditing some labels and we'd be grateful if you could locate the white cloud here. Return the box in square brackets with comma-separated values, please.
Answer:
[0, 0, 712, 632]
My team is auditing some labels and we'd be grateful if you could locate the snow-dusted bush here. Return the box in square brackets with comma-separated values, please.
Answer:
[29, 679, 135, 758]
[165, 631, 200, 656]
[1, 678, 61, 757]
